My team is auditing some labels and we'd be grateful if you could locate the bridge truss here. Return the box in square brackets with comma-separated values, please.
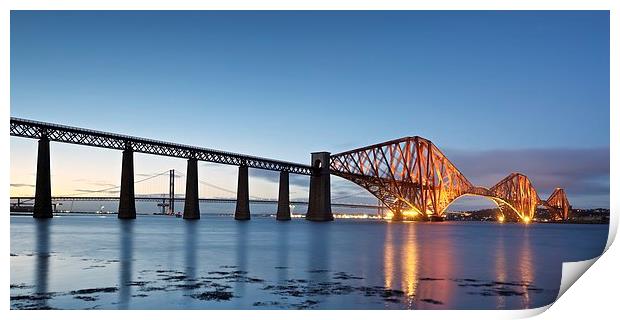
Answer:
[330, 137, 571, 221]
[10, 117, 312, 175]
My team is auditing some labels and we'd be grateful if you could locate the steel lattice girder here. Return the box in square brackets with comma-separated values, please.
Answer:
[10, 117, 313, 175]
[544, 188, 571, 220]
[488, 173, 541, 220]
[330, 136, 473, 216]
[488, 174, 571, 221]
[331, 137, 572, 221]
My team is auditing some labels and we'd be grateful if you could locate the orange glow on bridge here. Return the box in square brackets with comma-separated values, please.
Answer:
[330, 137, 571, 223]
[403, 209, 420, 218]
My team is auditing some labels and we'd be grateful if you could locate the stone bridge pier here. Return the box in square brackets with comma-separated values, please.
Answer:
[276, 171, 291, 221]
[235, 165, 251, 220]
[118, 145, 136, 219]
[306, 152, 333, 221]
[33, 134, 53, 219]
[183, 158, 200, 219]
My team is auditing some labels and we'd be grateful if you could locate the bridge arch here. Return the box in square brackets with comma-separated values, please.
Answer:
[329, 137, 571, 223]
[441, 193, 530, 223]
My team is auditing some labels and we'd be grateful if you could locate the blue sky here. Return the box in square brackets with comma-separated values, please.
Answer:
[10, 11, 610, 209]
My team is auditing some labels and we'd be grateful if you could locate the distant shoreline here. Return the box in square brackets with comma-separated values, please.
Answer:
[9, 212, 610, 224]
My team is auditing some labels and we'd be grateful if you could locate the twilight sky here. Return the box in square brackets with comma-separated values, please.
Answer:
[10, 11, 610, 209]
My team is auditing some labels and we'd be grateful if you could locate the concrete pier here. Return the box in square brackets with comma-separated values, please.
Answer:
[33, 135, 53, 219]
[306, 152, 333, 221]
[235, 165, 250, 220]
[276, 171, 291, 220]
[183, 158, 200, 219]
[118, 147, 136, 219]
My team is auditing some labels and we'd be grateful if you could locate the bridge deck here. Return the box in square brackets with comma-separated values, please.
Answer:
[10, 117, 313, 175]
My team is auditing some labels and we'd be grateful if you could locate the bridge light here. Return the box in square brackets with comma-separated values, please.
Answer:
[403, 209, 419, 217]
[384, 211, 394, 220]
[498, 215, 505, 223]
[523, 216, 531, 224]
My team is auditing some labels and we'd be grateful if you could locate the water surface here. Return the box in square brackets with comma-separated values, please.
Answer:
[10, 215, 608, 310]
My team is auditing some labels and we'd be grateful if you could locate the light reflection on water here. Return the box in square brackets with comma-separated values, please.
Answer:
[402, 224, 418, 303]
[384, 223, 418, 308]
[10, 215, 608, 310]
[519, 228, 533, 309]
[495, 229, 507, 309]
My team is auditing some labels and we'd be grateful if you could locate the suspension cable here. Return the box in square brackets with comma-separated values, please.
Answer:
[63, 170, 170, 196]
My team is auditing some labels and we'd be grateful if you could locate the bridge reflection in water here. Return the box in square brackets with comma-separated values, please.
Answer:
[495, 230, 507, 309]
[34, 220, 51, 310]
[519, 229, 534, 309]
[382, 222, 540, 309]
[14, 217, 606, 310]
[383, 223, 418, 308]
[118, 220, 134, 309]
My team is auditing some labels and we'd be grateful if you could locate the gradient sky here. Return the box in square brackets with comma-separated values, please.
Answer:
[10, 11, 610, 209]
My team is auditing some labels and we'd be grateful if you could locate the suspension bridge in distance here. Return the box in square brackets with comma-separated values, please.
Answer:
[11, 168, 380, 217]
[10, 117, 571, 223]
[10, 169, 380, 214]
[9, 197, 380, 212]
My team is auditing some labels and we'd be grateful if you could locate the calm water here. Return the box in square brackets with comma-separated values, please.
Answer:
[10, 215, 608, 310]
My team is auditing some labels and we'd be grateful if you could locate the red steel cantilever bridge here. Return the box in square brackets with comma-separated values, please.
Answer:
[330, 137, 571, 222]
[10, 118, 570, 222]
